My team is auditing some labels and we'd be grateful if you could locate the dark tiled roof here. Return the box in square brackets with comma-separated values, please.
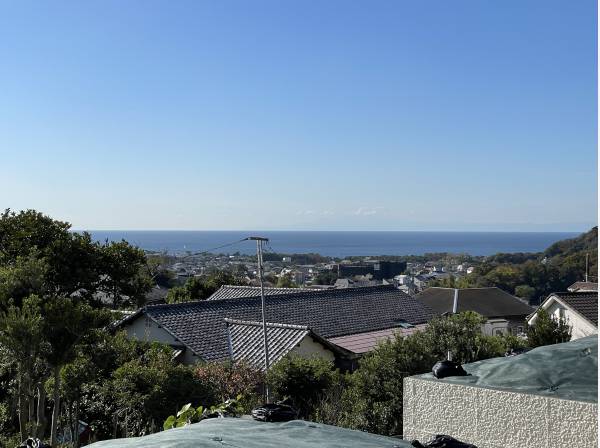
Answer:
[567, 282, 598, 292]
[123, 285, 434, 362]
[225, 319, 334, 369]
[207, 285, 311, 301]
[553, 292, 598, 326]
[415, 287, 533, 318]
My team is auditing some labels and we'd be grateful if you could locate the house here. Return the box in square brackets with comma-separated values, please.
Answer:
[527, 291, 598, 340]
[414, 287, 533, 335]
[225, 319, 353, 370]
[333, 278, 382, 289]
[338, 261, 406, 280]
[567, 281, 598, 292]
[116, 285, 434, 366]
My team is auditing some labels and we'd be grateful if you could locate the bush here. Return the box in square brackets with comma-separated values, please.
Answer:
[267, 355, 339, 418]
[527, 308, 571, 347]
[341, 331, 436, 436]
[195, 361, 264, 413]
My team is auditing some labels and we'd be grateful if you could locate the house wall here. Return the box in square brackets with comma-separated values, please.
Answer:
[290, 335, 336, 362]
[123, 316, 200, 364]
[481, 317, 526, 336]
[403, 376, 598, 448]
[541, 300, 597, 340]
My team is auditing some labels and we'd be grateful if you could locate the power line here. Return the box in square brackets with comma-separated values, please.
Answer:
[177, 238, 251, 260]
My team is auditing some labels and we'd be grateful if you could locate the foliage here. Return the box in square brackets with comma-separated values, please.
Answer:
[337, 312, 512, 437]
[459, 227, 597, 301]
[98, 241, 153, 309]
[514, 284, 536, 299]
[195, 361, 264, 403]
[163, 396, 244, 430]
[341, 331, 436, 436]
[108, 344, 214, 437]
[166, 271, 246, 304]
[424, 311, 504, 363]
[313, 270, 338, 286]
[276, 273, 297, 288]
[526, 308, 572, 348]
[267, 355, 339, 418]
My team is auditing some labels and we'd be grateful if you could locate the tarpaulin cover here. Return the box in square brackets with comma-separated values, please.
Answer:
[420, 335, 598, 403]
[88, 418, 411, 448]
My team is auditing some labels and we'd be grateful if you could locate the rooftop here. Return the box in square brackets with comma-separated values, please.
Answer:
[225, 319, 351, 369]
[120, 285, 434, 361]
[328, 324, 427, 354]
[207, 285, 312, 301]
[567, 281, 598, 292]
[552, 291, 598, 326]
[415, 287, 533, 318]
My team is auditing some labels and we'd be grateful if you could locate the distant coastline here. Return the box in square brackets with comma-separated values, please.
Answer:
[79, 230, 580, 257]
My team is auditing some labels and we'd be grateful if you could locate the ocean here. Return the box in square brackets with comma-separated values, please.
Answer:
[82, 230, 578, 257]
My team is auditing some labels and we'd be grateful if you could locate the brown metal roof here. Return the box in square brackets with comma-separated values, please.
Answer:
[328, 324, 427, 354]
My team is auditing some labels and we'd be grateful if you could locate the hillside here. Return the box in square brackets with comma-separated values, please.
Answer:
[435, 227, 598, 303]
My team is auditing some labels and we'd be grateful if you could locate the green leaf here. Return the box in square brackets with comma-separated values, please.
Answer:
[163, 415, 176, 430]
[177, 403, 192, 417]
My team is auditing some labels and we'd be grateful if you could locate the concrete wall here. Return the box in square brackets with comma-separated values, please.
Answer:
[403, 377, 598, 448]
[123, 315, 200, 364]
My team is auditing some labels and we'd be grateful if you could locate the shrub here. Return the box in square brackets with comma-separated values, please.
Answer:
[527, 308, 571, 347]
[195, 361, 264, 408]
[342, 331, 436, 436]
[267, 355, 338, 418]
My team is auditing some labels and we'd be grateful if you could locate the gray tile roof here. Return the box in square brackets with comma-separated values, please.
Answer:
[415, 287, 533, 318]
[207, 285, 312, 301]
[567, 282, 598, 292]
[553, 292, 598, 326]
[121, 285, 434, 362]
[225, 319, 336, 369]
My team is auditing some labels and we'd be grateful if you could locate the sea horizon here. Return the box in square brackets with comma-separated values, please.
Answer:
[78, 230, 582, 257]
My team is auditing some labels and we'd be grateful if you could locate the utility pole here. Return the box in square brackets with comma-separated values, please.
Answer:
[585, 252, 589, 282]
[247, 236, 270, 402]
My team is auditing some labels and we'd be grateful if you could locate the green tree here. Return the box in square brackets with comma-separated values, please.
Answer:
[42, 297, 109, 447]
[267, 355, 337, 418]
[0, 295, 44, 441]
[108, 345, 214, 436]
[166, 271, 245, 304]
[515, 284, 536, 300]
[526, 308, 571, 348]
[276, 273, 297, 288]
[313, 270, 338, 286]
[99, 241, 153, 309]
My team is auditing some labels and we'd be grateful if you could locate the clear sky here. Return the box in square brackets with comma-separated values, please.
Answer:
[1, 1, 597, 231]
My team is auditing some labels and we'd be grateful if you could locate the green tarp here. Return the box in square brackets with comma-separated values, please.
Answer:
[420, 335, 598, 403]
[88, 419, 410, 448]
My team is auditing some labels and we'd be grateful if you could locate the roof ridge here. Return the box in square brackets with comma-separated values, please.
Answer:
[224, 318, 310, 331]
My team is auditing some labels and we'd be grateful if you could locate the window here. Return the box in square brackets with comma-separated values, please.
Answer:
[495, 329, 504, 336]
[517, 326, 524, 334]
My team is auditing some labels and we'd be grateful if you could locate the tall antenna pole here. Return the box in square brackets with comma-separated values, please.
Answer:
[585, 252, 589, 282]
[248, 236, 270, 402]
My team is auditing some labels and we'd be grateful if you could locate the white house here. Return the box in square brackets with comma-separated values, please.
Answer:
[527, 291, 598, 340]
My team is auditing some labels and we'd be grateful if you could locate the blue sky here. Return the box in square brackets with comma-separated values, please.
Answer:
[0, 1, 597, 231]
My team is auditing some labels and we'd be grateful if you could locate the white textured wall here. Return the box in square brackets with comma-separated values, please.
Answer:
[124, 315, 200, 364]
[403, 377, 597, 448]
[291, 335, 335, 362]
